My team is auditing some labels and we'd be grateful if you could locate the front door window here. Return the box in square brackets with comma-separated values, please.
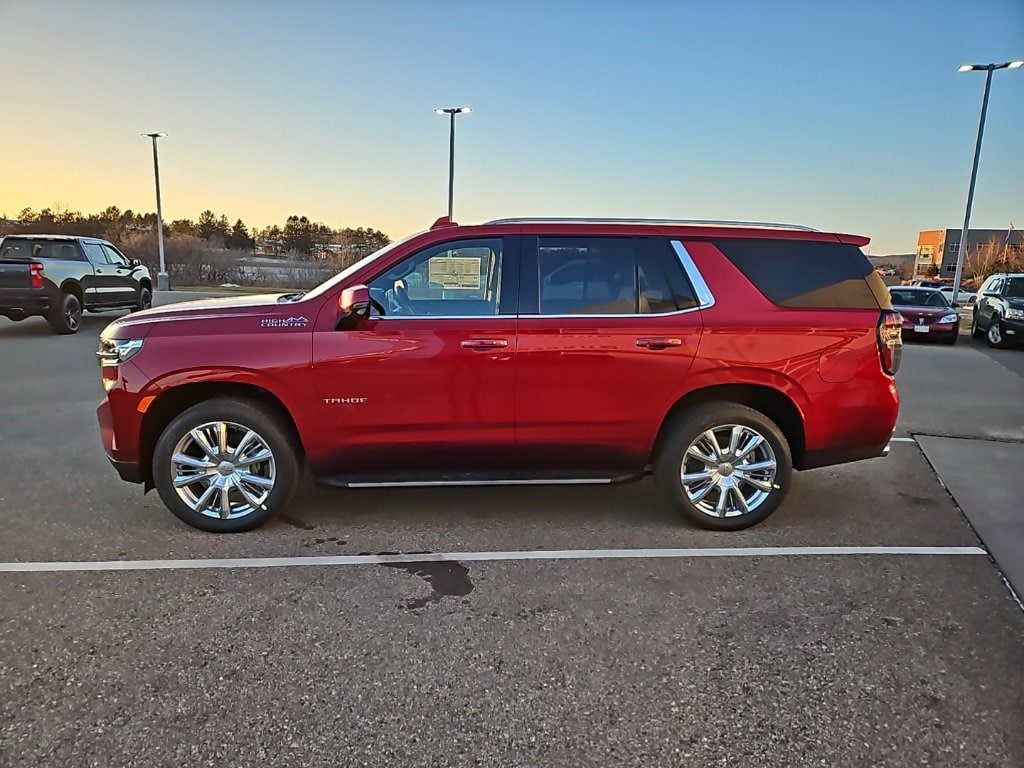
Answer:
[368, 239, 503, 317]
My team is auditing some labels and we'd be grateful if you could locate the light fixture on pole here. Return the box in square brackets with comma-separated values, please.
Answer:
[434, 107, 471, 220]
[142, 132, 169, 291]
[949, 61, 1022, 306]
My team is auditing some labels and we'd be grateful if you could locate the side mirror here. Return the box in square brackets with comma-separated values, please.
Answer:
[337, 284, 371, 329]
[984, 291, 1001, 298]
[951, 302, 960, 309]
[130, 258, 141, 268]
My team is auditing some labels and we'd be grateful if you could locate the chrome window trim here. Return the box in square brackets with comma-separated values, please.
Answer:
[671, 240, 716, 309]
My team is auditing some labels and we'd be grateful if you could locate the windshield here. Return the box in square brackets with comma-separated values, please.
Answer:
[301, 238, 410, 302]
[889, 289, 949, 308]
[1005, 278, 1024, 299]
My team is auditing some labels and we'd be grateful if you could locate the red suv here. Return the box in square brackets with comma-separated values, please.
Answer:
[96, 218, 901, 532]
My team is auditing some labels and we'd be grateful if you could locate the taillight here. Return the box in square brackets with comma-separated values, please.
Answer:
[29, 262, 44, 290]
[877, 309, 902, 375]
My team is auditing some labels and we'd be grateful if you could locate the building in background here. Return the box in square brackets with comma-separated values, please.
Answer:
[915, 227, 1023, 279]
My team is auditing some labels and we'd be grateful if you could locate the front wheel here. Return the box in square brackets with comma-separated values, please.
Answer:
[152, 398, 300, 532]
[133, 287, 152, 312]
[987, 319, 1010, 349]
[655, 403, 793, 531]
[943, 331, 958, 345]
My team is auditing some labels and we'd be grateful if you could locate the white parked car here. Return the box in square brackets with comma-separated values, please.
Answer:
[939, 285, 975, 306]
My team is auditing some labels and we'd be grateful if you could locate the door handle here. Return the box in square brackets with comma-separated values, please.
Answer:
[461, 338, 509, 350]
[635, 337, 683, 349]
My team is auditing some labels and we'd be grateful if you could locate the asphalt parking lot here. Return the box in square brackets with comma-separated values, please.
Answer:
[2, 294, 1023, 767]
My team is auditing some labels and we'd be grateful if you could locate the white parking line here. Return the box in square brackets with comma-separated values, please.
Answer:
[889, 437, 917, 443]
[0, 546, 987, 573]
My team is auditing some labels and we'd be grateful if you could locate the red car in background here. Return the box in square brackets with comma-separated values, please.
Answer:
[888, 286, 961, 345]
[96, 217, 901, 533]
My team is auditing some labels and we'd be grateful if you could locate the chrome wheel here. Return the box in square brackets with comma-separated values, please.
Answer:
[988, 322, 1003, 346]
[681, 424, 778, 518]
[170, 421, 276, 520]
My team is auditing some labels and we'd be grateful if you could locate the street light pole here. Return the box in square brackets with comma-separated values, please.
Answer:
[434, 107, 471, 220]
[143, 132, 169, 291]
[950, 61, 1022, 305]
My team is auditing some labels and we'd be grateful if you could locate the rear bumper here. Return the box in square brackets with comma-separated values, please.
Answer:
[802, 440, 891, 470]
[0, 293, 49, 318]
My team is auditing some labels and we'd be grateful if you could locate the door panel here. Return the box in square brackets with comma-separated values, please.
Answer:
[101, 245, 138, 305]
[309, 236, 519, 475]
[515, 236, 702, 472]
[79, 242, 109, 304]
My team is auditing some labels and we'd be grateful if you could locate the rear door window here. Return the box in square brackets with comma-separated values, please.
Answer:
[534, 237, 698, 315]
[713, 238, 882, 309]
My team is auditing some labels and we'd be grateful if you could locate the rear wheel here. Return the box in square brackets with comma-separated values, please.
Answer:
[655, 403, 793, 531]
[970, 313, 984, 339]
[48, 292, 82, 334]
[152, 398, 300, 532]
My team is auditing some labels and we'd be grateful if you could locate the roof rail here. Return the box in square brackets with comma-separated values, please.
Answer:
[482, 217, 819, 232]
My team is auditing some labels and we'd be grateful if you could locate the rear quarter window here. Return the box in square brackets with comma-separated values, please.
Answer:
[713, 238, 886, 310]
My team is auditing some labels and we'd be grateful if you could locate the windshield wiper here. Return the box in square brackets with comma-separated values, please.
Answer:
[277, 292, 306, 303]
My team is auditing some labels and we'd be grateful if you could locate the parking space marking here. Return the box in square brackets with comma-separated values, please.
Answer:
[0, 546, 987, 574]
[889, 437, 917, 443]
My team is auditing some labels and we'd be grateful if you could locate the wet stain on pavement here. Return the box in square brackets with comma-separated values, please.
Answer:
[278, 514, 315, 530]
[374, 553, 474, 610]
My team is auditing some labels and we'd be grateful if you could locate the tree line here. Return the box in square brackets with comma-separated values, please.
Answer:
[0, 206, 390, 258]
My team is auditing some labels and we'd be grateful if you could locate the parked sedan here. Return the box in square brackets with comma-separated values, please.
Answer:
[888, 287, 960, 345]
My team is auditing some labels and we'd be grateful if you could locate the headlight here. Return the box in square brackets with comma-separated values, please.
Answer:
[97, 338, 145, 366]
[939, 313, 959, 324]
[1006, 308, 1024, 320]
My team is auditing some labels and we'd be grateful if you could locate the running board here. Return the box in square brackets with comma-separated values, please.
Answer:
[317, 470, 642, 489]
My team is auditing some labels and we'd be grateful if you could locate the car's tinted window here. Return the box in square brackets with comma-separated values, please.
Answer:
[539, 237, 636, 315]
[536, 237, 697, 315]
[81, 242, 106, 264]
[1005, 278, 1024, 298]
[889, 289, 949, 308]
[0, 238, 84, 262]
[102, 244, 130, 266]
[713, 238, 881, 309]
[639, 240, 699, 312]
[368, 238, 503, 317]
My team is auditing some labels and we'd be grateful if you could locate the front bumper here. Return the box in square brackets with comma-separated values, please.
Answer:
[97, 396, 143, 483]
[1000, 316, 1024, 338]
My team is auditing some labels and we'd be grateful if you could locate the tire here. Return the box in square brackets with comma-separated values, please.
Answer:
[152, 398, 300, 532]
[655, 402, 793, 531]
[970, 313, 984, 339]
[987, 319, 1010, 349]
[48, 292, 82, 334]
[133, 287, 153, 313]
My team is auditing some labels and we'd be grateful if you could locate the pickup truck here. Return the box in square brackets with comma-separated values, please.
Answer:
[0, 234, 153, 333]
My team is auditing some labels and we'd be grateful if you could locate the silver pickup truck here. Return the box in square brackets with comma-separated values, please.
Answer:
[0, 235, 153, 333]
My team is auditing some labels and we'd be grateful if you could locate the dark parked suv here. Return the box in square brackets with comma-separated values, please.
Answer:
[972, 273, 1024, 348]
[97, 217, 901, 532]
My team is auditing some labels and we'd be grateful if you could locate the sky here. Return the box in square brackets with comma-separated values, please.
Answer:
[0, 0, 1021, 255]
